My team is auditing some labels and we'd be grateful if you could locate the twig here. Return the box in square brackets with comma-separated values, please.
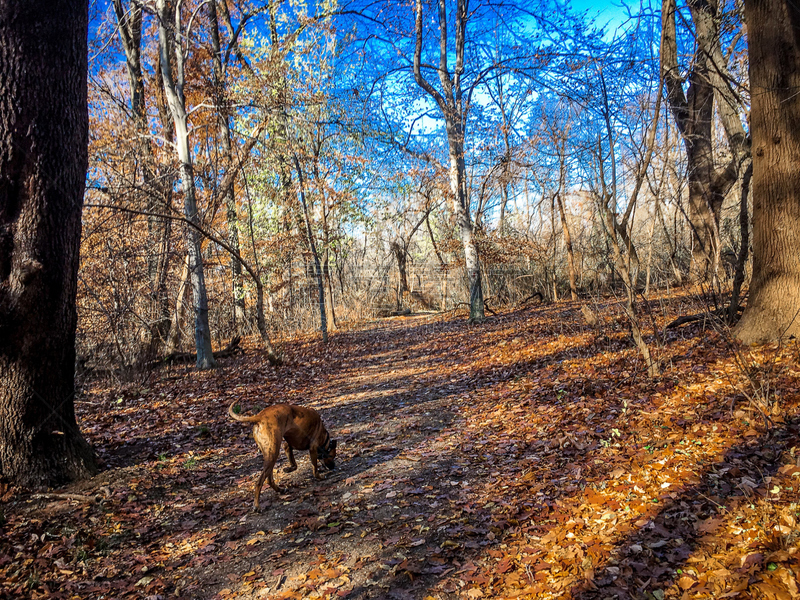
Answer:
[31, 493, 102, 504]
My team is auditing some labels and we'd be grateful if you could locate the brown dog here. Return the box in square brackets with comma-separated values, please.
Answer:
[228, 402, 337, 511]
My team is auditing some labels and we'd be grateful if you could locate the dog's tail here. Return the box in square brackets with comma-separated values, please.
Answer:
[228, 402, 260, 423]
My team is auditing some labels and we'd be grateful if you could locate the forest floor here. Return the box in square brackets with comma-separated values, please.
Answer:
[2, 292, 800, 600]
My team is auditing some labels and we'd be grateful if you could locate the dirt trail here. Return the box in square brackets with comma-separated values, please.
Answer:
[2, 303, 799, 600]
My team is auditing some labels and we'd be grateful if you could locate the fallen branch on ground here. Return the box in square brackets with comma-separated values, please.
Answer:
[666, 306, 744, 329]
[159, 335, 243, 365]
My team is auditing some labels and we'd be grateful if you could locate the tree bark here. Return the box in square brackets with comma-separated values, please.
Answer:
[414, 0, 484, 322]
[735, 0, 800, 343]
[661, 0, 749, 284]
[0, 0, 98, 487]
[156, 0, 216, 369]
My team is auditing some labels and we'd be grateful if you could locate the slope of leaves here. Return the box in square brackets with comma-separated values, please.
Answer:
[1, 294, 799, 600]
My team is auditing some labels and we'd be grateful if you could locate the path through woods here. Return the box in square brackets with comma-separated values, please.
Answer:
[1, 296, 799, 599]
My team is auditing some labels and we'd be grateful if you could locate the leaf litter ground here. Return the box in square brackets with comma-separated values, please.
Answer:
[2, 294, 800, 600]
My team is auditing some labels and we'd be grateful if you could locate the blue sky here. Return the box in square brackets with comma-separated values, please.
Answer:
[571, 0, 640, 31]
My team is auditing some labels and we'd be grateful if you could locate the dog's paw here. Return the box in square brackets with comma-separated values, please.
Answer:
[283, 465, 297, 473]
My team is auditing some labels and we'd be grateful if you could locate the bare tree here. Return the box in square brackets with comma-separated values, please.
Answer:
[293, 155, 328, 343]
[112, 0, 173, 354]
[413, 0, 484, 322]
[208, 0, 246, 331]
[156, 0, 216, 369]
[543, 110, 579, 301]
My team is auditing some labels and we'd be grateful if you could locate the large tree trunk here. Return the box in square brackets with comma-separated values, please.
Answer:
[735, 0, 800, 343]
[0, 0, 97, 487]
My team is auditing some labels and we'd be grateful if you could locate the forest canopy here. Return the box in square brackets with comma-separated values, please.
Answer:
[78, 0, 759, 370]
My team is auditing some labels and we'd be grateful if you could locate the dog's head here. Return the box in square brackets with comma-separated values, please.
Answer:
[318, 434, 337, 470]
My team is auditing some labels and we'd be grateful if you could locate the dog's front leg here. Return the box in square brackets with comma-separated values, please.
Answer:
[309, 448, 325, 480]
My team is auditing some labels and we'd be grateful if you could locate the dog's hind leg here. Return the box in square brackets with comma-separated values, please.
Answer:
[262, 443, 285, 495]
[254, 457, 284, 511]
[253, 462, 269, 511]
[264, 459, 285, 495]
[252, 425, 284, 510]
[283, 441, 298, 473]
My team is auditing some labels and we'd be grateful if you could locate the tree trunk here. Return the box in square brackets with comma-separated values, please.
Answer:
[735, 0, 800, 343]
[728, 161, 751, 322]
[390, 240, 409, 302]
[550, 194, 559, 302]
[208, 0, 246, 331]
[555, 193, 578, 301]
[324, 253, 337, 328]
[0, 0, 98, 487]
[447, 123, 484, 322]
[414, 0, 484, 322]
[156, 0, 216, 369]
[293, 156, 328, 343]
[661, 0, 749, 285]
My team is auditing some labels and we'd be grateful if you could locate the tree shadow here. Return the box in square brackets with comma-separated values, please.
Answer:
[14, 298, 773, 599]
[569, 417, 800, 599]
